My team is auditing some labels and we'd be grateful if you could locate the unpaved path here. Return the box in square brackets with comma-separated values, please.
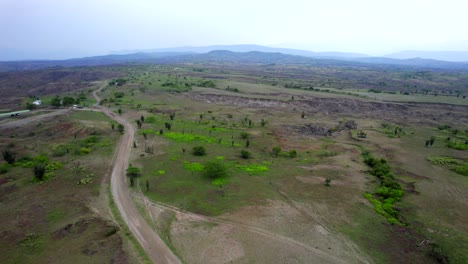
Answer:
[133, 192, 372, 264]
[0, 109, 70, 129]
[92, 85, 181, 264]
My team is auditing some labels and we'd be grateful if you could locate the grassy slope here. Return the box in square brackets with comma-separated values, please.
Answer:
[0, 111, 133, 263]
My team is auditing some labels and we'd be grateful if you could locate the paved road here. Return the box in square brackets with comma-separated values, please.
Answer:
[92, 86, 181, 264]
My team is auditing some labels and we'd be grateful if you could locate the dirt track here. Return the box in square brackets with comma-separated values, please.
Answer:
[92, 86, 181, 264]
[0, 109, 70, 129]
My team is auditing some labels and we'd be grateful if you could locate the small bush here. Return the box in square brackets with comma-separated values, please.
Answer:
[79, 148, 91, 155]
[203, 160, 228, 179]
[33, 164, 46, 181]
[272, 146, 281, 156]
[240, 131, 250, 139]
[0, 164, 10, 174]
[192, 146, 206, 156]
[452, 165, 468, 176]
[240, 150, 251, 159]
[2, 150, 16, 164]
[288, 150, 297, 158]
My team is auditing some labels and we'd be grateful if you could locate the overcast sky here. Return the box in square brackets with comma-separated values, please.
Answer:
[1, 0, 468, 60]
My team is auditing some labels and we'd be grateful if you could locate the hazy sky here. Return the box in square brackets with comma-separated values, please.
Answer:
[1, 0, 468, 60]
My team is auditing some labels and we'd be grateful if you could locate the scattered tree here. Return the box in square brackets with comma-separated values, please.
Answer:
[117, 124, 124, 134]
[240, 131, 250, 139]
[169, 113, 176, 120]
[301, 111, 305, 119]
[272, 146, 282, 157]
[2, 150, 16, 164]
[192, 146, 206, 156]
[357, 131, 367, 138]
[245, 139, 250, 148]
[62, 96, 75, 106]
[140, 115, 145, 122]
[324, 178, 331, 187]
[126, 166, 141, 187]
[136, 119, 142, 128]
[118, 108, 122, 115]
[111, 123, 115, 130]
[240, 150, 251, 159]
[288, 150, 297, 158]
[203, 160, 228, 179]
[33, 164, 46, 181]
[51, 96, 61, 107]
[261, 119, 268, 127]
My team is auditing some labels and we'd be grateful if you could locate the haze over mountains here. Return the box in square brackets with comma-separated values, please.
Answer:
[1, 44, 468, 72]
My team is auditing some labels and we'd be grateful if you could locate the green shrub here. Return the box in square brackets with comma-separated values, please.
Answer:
[0, 164, 10, 174]
[447, 141, 468, 150]
[452, 165, 468, 176]
[192, 146, 206, 156]
[79, 148, 91, 155]
[240, 150, 251, 159]
[272, 146, 281, 156]
[240, 131, 250, 139]
[288, 150, 297, 158]
[2, 150, 16, 164]
[203, 160, 228, 179]
[52, 145, 68, 157]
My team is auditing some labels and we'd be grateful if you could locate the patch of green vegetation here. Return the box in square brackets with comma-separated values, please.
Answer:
[427, 155, 468, 176]
[164, 132, 215, 143]
[19, 233, 45, 252]
[362, 150, 404, 225]
[446, 140, 468, 150]
[427, 156, 463, 166]
[47, 209, 65, 223]
[183, 161, 204, 172]
[235, 163, 269, 175]
[379, 123, 405, 138]
[452, 165, 468, 176]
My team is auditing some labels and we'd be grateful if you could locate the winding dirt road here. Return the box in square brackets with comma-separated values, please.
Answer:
[92, 86, 181, 264]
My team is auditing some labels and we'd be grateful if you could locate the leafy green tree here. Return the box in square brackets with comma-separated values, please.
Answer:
[140, 115, 145, 122]
[136, 119, 142, 129]
[26, 102, 36, 110]
[117, 124, 124, 134]
[203, 160, 228, 179]
[126, 166, 141, 186]
[51, 96, 61, 107]
[62, 96, 75, 106]
[118, 108, 122, 115]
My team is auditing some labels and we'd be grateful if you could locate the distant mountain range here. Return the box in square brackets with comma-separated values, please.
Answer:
[385, 50, 468, 62]
[121, 44, 369, 59]
[1, 45, 468, 72]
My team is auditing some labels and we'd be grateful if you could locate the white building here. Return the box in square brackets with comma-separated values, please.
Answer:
[32, 100, 42, 105]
